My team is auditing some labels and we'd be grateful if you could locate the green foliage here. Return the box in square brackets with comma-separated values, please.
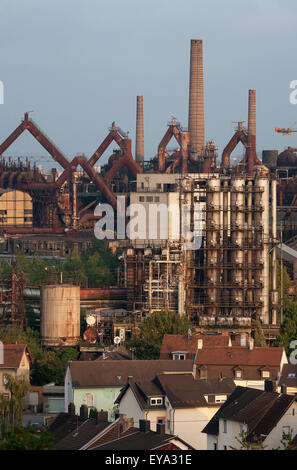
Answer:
[277, 261, 293, 313]
[274, 301, 297, 355]
[88, 408, 97, 419]
[230, 431, 266, 450]
[0, 424, 55, 450]
[251, 320, 266, 347]
[0, 375, 31, 434]
[0, 239, 119, 288]
[0, 326, 79, 386]
[126, 311, 193, 359]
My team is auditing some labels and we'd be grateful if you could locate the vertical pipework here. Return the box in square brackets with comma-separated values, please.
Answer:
[188, 39, 205, 156]
[135, 96, 144, 165]
[247, 89, 256, 176]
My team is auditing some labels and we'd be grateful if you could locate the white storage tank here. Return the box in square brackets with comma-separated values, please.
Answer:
[41, 285, 80, 347]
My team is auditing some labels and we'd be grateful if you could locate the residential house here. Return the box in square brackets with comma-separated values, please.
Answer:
[202, 381, 297, 450]
[278, 364, 297, 395]
[65, 359, 193, 420]
[0, 344, 31, 399]
[115, 372, 236, 450]
[194, 342, 287, 390]
[160, 332, 249, 360]
[92, 419, 193, 451]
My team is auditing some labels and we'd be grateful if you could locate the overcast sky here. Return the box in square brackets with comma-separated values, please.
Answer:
[0, 0, 297, 168]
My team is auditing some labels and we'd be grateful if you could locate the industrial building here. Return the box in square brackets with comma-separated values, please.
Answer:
[0, 38, 294, 342]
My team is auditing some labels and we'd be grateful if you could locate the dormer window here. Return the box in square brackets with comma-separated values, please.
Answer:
[199, 366, 207, 379]
[150, 397, 163, 406]
[172, 351, 187, 360]
[262, 370, 270, 378]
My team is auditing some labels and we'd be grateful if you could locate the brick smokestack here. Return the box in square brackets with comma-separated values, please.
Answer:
[135, 95, 144, 165]
[247, 89, 256, 176]
[248, 89, 256, 143]
[188, 39, 205, 157]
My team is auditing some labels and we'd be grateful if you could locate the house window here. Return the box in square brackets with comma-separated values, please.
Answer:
[146, 196, 153, 202]
[157, 417, 165, 425]
[200, 368, 207, 379]
[139, 196, 144, 202]
[215, 395, 227, 404]
[85, 393, 94, 407]
[154, 196, 160, 202]
[172, 353, 186, 360]
[150, 397, 163, 406]
[235, 370, 242, 378]
[213, 443, 217, 450]
[223, 420, 227, 433]
[262, 370, 270, 378]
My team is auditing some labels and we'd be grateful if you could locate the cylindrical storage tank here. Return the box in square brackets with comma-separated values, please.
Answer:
[41, 285, 80, 347]
[262, 150, 278, 168]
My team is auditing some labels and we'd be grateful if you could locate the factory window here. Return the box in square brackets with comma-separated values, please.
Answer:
[154, 196, 160, 202]
[156, 183, 162, 190]
[139, 196, 144, 202]
[0, 210, 7, 215]
[146, 196, 153, 202]
[24, 209, 32, 214]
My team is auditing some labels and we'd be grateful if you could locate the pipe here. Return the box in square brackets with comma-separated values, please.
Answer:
[188, 39, 204, 156]
[135, 96, 144, 165]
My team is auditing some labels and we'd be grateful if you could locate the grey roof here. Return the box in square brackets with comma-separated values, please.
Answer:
[202, 386, 296, 441]
[69, 360, 193, 388]
[278, 363, 297, 388]
[116, 373, 236, 410]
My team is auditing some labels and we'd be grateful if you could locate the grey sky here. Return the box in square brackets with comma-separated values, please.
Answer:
[0, 0, 297, 168]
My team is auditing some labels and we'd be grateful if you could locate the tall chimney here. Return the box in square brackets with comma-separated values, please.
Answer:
[248, 89, 256, 142]
[135, 95, 144, 165]
[247, 89, 256, 176]
[188, 39, 205, 156]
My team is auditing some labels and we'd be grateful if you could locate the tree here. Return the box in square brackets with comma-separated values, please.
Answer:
[126, 311, 194, 359]
[229, 431, 266, 450]
[0, 425, 55, 450]
[274, 301, 297, 355]
[251, 320, 266, 347]
[0, 375, 31, 434]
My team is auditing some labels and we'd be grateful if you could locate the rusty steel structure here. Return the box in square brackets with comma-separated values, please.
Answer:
[0, 38, 291, 340]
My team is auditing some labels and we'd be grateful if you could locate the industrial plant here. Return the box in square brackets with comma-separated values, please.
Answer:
[0, 38, 296, 347]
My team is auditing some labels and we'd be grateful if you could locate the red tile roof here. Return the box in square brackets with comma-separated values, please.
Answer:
[195, 347, 285, 367]
[0, 344, 30, 369]
[160, 333, 248, 359]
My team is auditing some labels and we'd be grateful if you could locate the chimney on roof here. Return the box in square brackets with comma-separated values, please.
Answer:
[121, 415, 134, 432]
[79, 404, 89, 420]
[156, 423, 166, 436]
[264, 379, 277, 393]
[135, 96, 144, 165]
[96, 409, 108, 424]
[197, 339, 203, 350]
[248, 338, 254, 350]
[68, 402, 75, 415]
[139, 419, 150, 432]
[188, 39, 205, 157]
